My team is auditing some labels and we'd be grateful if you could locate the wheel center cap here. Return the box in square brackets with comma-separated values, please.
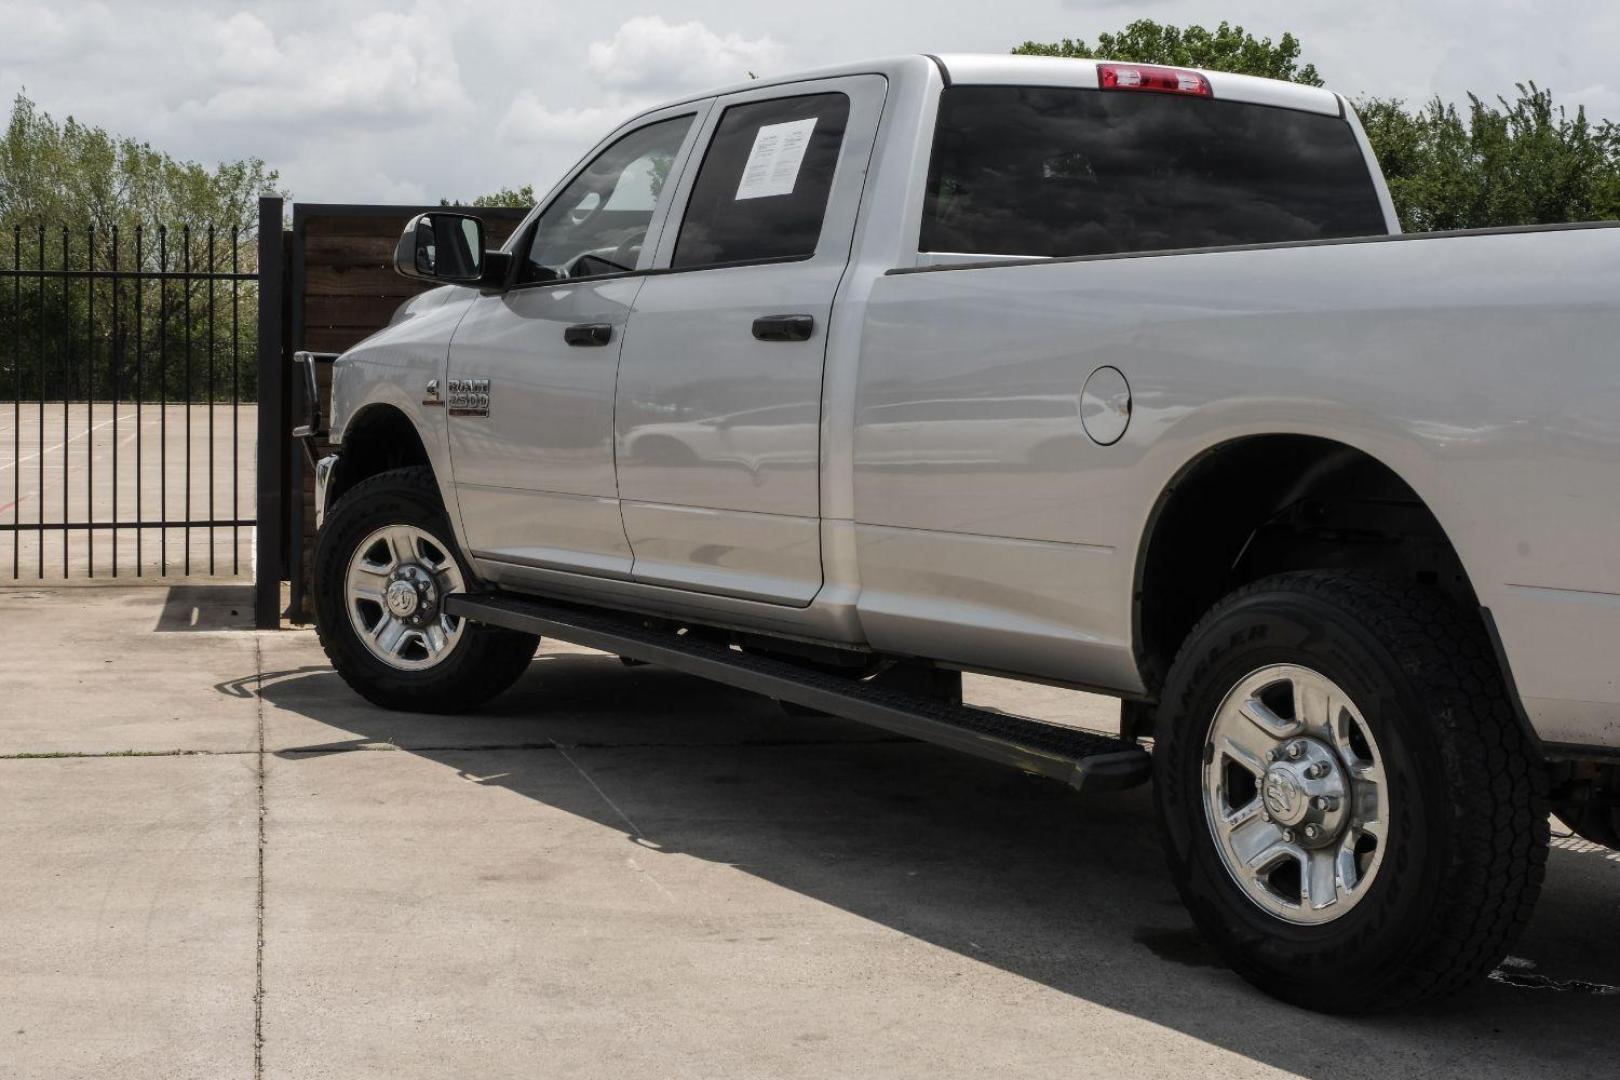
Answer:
[1263, 767, 1307, 825]
[385, 580, 419, 618]
[1262, 737, 1353, 845]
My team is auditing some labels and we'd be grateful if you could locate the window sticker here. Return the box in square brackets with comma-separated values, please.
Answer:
[734, 117, 819, 200]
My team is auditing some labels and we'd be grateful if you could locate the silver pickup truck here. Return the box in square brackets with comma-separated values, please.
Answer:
[306, 54, 1620, 1011]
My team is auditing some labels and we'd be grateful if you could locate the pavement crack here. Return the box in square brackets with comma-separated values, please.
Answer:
[556, 745, 646, 838]
[0, 748, 243, 760]
[253, 635, 266, 1080]
[0, 736, 916, 762]
[555, 746, 680, 906]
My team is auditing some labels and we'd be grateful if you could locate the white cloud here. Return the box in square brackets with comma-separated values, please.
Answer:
[496, 93, 649, 146]
[198, 12, 282, 86]
[0, 1, 115, 64]
[0, 0, 1615, 206]
[585, 15, 786, 93]
[489, 15, 793, 199]
[175, 2, 474, 130]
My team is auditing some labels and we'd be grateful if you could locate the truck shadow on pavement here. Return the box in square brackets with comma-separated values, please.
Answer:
[240, 648, 1620, 1077]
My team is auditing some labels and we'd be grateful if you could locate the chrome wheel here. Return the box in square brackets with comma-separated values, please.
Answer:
[1203, 664, 1389, 925]
[344, 524, 465, 671]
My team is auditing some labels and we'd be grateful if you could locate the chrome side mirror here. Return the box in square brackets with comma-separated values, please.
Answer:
[394, 212, 486, 284]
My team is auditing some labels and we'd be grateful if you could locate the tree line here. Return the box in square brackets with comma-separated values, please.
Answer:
[0, 93, 280, 403]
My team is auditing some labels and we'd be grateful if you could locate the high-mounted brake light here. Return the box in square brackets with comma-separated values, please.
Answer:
[1097, 63, 1213, 98]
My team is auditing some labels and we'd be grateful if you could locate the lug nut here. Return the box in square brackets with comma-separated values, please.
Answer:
[1304, 824, 1321, 840]
[1305, 763, 1329, 780]
[1312, 795, 1338, 812]
[1267, 748, 1280, 762]
[1280, 829, 1295, 843]
[1286, 741, 1305, 761]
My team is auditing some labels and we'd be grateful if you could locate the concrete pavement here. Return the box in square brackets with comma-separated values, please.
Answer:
[2, 584, 1619, 1079]
[1, 403, 256, 582]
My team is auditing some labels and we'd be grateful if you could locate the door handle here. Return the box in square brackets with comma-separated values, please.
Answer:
[751, 314, 814, 342]
[564, 323, 614, 347]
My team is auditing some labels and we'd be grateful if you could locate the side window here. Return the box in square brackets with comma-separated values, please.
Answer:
[519, 114, 693, 284]
[672, 93, 850, 270]
[921, 86, 1388, 258]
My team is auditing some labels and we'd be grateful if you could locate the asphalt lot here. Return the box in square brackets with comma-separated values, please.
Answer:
[1, 583, 1618, 1079]
[0, 402, 256, 581]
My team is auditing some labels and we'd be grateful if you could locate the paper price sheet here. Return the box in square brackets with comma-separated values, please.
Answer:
[735, 117, 819, 200]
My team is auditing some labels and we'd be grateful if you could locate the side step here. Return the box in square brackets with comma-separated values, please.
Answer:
[445, 593, 1152, 793]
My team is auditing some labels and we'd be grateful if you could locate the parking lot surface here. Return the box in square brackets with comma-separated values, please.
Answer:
[1, 403, 255, 581]
[2, 584, 1618, 1079]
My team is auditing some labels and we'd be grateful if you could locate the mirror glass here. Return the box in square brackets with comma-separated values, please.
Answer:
[396, 212, 485, 283]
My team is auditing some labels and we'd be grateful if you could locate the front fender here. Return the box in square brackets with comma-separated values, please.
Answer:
[328, 285, 475, 549]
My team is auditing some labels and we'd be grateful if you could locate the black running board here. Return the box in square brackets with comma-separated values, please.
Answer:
[445, 593, 1152, 793]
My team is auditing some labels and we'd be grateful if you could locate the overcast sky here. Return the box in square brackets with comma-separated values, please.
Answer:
[2, 0, 1614, 205]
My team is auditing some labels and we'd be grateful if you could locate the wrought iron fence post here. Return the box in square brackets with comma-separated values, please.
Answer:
[254, 196, 286, 629]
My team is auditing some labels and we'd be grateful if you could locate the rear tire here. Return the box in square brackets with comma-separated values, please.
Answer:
[1155, 571, 1548, 1011]
[313, 466, 539, 713]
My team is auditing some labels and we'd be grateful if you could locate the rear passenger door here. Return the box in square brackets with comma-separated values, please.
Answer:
[614, 77, 887, 605]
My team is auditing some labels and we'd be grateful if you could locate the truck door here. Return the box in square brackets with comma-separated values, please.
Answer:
[444, 104, 707, 581]
[613, 76, 887, 605]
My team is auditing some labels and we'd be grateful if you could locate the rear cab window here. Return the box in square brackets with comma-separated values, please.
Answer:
[921, 85, 1387, 258]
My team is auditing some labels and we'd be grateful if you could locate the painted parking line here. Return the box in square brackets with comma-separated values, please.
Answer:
[0, 412, 139, 472]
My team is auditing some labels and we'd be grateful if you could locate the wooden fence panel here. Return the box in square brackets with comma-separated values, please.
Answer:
[286, 203, 529, 621]
[296, 205, 527, 358]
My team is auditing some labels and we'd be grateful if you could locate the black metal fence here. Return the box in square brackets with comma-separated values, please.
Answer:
[0, 195, 499, 629]
[1, 216, 261, 580]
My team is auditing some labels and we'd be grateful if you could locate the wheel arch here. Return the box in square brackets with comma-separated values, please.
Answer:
[1131, 433, 1486, 697]
[328, 402, 436, 508]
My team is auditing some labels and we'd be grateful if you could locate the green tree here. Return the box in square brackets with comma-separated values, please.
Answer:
[1359, 86, 1620, 231]
[0, 92, 282, 402]
[441, 184, 536, 208]
[0, 92, 279, 239]
[1013, 19, 1322, 86]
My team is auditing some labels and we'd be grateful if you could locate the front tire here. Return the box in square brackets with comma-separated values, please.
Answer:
[312, 466, 539, 713]
[1155, 571, 1548, 1011]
